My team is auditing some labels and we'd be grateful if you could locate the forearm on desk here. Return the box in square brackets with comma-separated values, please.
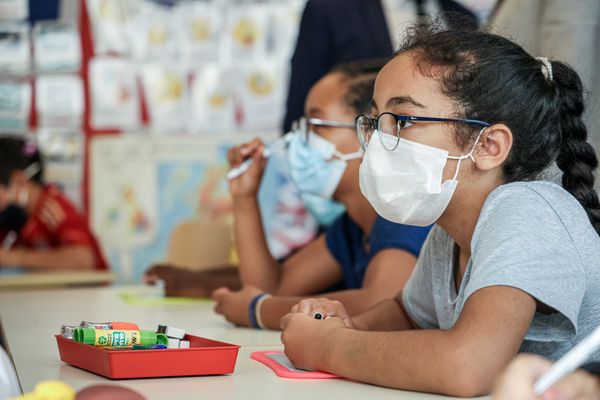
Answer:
[260, 289, 402, 330]
[321, 328, 482, 395]
[2, 245, 95, 270]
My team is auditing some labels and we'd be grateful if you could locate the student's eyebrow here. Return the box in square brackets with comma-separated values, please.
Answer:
[386, 96, 426, 109]
[306, 107, 324, 117]
[371, 99, 378, 113]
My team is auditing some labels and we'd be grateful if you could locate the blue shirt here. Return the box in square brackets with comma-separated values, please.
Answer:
[325, 213, 431, 289]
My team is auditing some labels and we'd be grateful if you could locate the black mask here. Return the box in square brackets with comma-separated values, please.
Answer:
[0, 204, 28, 233]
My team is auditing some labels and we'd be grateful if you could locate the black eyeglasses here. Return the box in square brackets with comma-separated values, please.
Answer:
[293, 117, 355, 143]
[355, 112, 490, 151]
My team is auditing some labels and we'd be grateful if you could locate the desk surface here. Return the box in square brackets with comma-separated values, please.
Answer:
[0, 286, 476, 400]
[0, 271, 115, 290]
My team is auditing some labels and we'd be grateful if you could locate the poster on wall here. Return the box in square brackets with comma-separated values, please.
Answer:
[266, 2, 306, 59]
[91, 135, 238, 282]
[33, 22, 81, 73]
[86, 0, 133, 55]
[129, 1, 179, 61]
[188, 64, 237, 134]
[36, 75, 84, 128]
[89, 57, 140, 130]
[0, 80, 30, 132]
[0, 0, 28, 21]
[177, 1, 221, 64]
[36, 129, 84, 210]
[223, 5, 269, 63]
[141, 64, 188, 133]
[235, 60, 286, 131]
[0, 22, 30, 75]
[89, 132, 318, 283]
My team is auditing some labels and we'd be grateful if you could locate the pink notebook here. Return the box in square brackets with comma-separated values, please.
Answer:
[251, 351, 340, 379]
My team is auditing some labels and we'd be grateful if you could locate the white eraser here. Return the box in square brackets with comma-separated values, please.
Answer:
[179, 340, 190, 349]
[167, 338, 180, 349]
[165, 326, 186, 340]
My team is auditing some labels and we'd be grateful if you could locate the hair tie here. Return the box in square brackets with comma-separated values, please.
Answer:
[22, 140, 38, 157]
[535, 57, 553, 82]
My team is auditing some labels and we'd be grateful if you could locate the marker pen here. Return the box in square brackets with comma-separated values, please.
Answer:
[79, 321, 140, 330]
[534, 324, 600, 395]
[226, 136, 290, 180]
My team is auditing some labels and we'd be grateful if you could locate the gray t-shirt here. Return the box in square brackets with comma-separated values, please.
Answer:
[403, 181, 600, 361]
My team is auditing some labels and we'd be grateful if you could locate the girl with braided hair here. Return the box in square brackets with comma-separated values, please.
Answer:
[279, 26, 600, 396]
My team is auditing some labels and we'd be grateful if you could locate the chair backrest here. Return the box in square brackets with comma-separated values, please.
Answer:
[166, 218, 233, 270]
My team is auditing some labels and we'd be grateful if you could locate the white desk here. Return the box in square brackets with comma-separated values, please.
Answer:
[0, 286, 477, 399]
[0, 271, 115, 290]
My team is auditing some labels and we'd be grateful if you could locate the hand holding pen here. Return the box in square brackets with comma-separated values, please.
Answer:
[226, 138, 270, 199]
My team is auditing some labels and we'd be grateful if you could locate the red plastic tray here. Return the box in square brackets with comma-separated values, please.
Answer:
[56, 334, 240, 379]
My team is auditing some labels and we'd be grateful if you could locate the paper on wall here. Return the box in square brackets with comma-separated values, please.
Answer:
[36, 75, 84, 128]
[0, 80, 30, 132]
[235, 59, 286, 131]
[33, 21, 81, 73]
[129, 1, 179, 61]
[223, 4, 269, 63]
[188, 64, 237, 134]
[91, 138, 158, 249]
[176, 1, 221, 64]
[0, 0, 27, 21]
[265, 2, 306, 59]
[89, 57, 140, 130]
[0, 22, 30, 75]
[141, 64, 188, 133]
[86, 0, 133, 55]
[36, 129, 84, 210]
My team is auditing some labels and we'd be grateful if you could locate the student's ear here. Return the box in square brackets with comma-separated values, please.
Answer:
[473, 124, 513, 171]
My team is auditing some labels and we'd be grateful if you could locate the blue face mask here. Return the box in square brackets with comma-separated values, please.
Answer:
[287, 131, 362, 199]
[301, 192, 345, 226]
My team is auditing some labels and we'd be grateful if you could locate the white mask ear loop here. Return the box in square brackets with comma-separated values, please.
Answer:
[334, 149, 364, 161]
[447, 127, 486, 181]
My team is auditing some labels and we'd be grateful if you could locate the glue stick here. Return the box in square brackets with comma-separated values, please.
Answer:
[74, 328, 168, 348]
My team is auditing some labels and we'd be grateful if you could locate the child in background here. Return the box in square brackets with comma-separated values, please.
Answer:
[212, 60, 431, 329]
[0, 137, 108, 271]
[279, 26, 600, 396]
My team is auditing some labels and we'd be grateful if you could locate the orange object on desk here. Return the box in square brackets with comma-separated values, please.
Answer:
[56, 334, 240, 379]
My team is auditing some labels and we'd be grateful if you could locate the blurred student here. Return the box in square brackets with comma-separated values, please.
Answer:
[0, 137, 107, 271]
[210, 60, 431, 329]
[147, 60, 431, 327]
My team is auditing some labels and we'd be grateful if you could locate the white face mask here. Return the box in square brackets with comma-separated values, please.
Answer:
[359, 129, 483, 226]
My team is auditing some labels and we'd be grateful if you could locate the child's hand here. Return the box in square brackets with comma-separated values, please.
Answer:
[280, 312, 345, 372]
[227, 138, 268, 200]
[39, 198, 66, 232]
[143, 264, 212, 298]
[492, 354, 600, 400]
[212, 285, 263, 327]
[289, 298, 354, 328]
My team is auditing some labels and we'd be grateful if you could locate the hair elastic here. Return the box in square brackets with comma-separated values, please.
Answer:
[535, 57, 553, 82]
